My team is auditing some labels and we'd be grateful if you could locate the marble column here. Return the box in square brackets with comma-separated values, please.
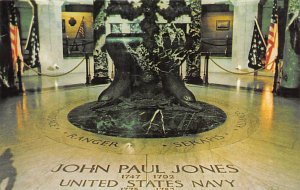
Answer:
[185, 0, 203, 84]
[36, 0, 64, 74]
[92, 0, 110, 84]
[280, 0, 300, 97]
[230, 0, 260, 71]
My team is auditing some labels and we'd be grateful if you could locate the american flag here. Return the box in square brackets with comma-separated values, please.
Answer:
[9, 1, 23, 73]
[78, 18, 85, 38]
[25, 16, 40, 68]
[25, 0, 40, 68]
[265, 0, 278, 71]
[248, 19, 266, 70]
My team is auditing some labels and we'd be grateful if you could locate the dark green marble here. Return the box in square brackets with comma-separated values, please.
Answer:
[68, 96, 226, 138]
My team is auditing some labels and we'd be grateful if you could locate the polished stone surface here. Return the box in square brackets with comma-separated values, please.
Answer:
[0, 84, 299, 189]
[68, 99, 226, 138]
[21, 72, 274, 92]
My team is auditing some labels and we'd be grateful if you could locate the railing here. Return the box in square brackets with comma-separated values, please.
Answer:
[201, 37, 232, 57]
[21, 38, 94, 58]
[63, 37, 94, 57]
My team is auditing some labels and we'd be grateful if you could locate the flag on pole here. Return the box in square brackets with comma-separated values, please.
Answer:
[265, 0, 278, 71]
[25, 1, 40, 68]
[26, 21, 40, 68]
[8, 1, 24, 73]
[78, 18, 86, 39]
[248, 18, 267, 70]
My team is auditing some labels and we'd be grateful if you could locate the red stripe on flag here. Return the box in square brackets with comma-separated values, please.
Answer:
[265, 0, 278, 72]
[9, 24, 23, 72]
[269, 31, 274, 36]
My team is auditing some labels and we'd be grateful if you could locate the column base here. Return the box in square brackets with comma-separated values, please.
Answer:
[91, 77, 111, 85]
[1, 86, 19, 98]
[278, 87, 300, 98]
[184, 76, 203, 85]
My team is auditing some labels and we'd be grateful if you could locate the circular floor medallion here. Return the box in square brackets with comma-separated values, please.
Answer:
[40, 93, 258, 155]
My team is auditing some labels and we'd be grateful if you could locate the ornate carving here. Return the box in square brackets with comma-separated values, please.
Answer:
[93, 0, 110, 82]
[97, 0, 202, 107]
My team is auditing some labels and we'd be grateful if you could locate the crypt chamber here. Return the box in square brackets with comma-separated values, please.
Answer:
[0, 0, 300, 189]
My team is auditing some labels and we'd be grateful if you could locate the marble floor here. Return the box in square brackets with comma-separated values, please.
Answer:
[20, 72, 274, 93]
[0, 79, 299, 189]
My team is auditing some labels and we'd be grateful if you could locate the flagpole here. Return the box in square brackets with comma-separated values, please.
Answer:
[71, 16, 84, 52]
[272, 16, 279, 94]
[25, 0, 34, 49]
[254, 17, 267, 48]
[248, 18, 266, 72]
[265, 0, 279, 71]
[253, 18, 263, 77]
[25, 0, 41, 70]
[272, 15, 279, 94]
[272, 56, 279, 93]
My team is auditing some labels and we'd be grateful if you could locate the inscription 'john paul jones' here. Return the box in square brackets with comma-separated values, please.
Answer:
[51, 164, 239, 174]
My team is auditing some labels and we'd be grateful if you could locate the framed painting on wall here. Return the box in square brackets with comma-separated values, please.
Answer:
[216, 20, 230, 31]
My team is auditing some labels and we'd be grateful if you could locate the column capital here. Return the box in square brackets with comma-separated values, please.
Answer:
[202, 0, 230, 5]
[229, 0, 260, 6]
[35, 0, 64, 6]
